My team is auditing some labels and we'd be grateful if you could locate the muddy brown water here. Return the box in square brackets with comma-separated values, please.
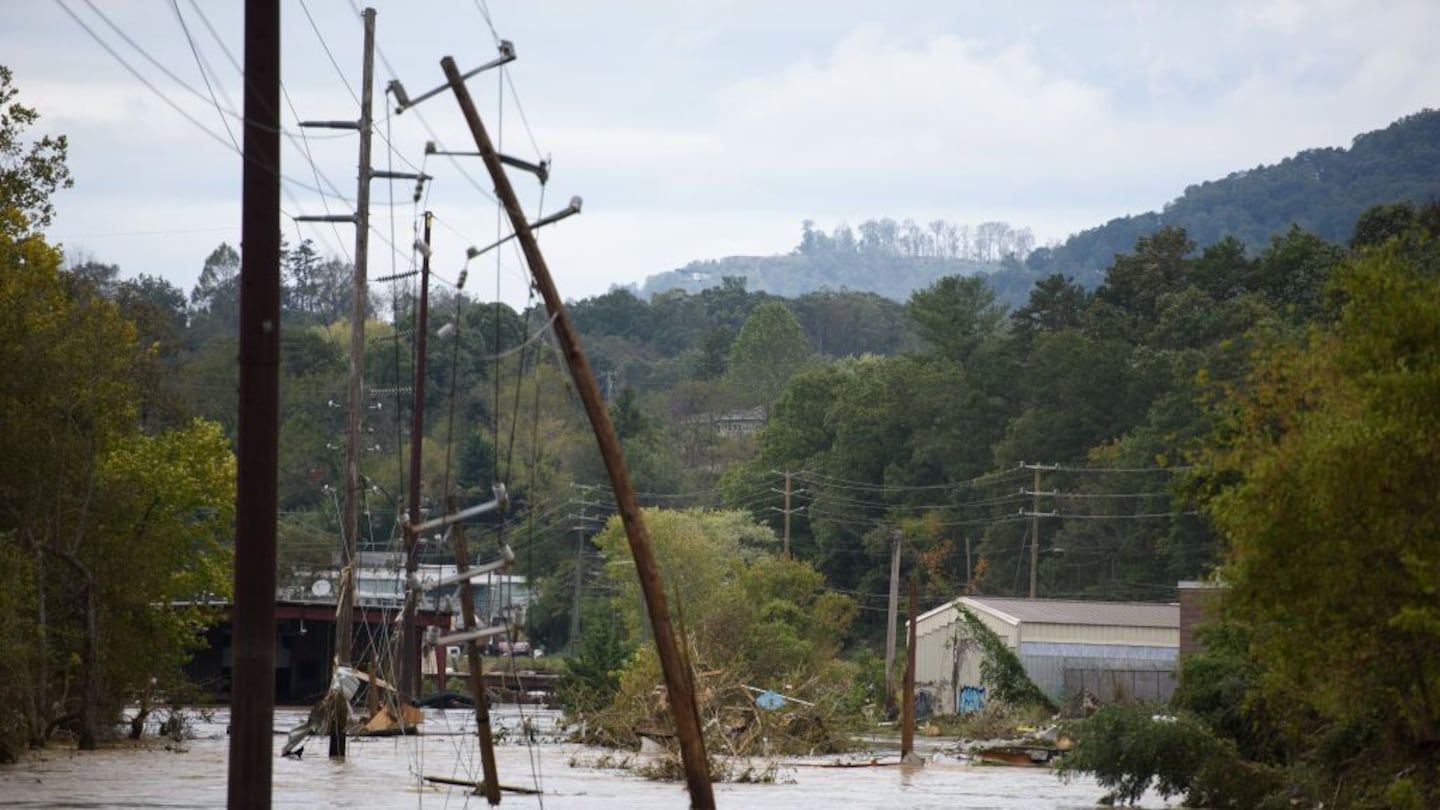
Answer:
[0, 707, 1178, 808]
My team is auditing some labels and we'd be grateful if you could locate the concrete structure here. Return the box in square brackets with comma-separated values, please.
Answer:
[914, 595, 1180, 714]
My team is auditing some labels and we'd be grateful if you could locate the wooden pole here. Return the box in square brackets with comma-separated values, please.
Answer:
[569, 523, 584, 650]
[331, 5, 376, 759]
[449, 496, 501, 806]
[884, 530, 901, 716]
[399, 211, 432, 707]
[442, 56, 715, 808]
[901, 578, 918, 763]
[783, 471, 792, 557]
[229, 1, 280, 805]
[1030, 464, 1041, 599]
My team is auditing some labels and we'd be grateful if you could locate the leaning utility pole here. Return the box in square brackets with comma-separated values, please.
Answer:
[446, 495, 501, 806]
[229, 1, 280, 807]
[441, 55, 716, 809]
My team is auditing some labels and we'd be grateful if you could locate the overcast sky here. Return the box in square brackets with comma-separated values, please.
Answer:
[8, 1, 1440, 308]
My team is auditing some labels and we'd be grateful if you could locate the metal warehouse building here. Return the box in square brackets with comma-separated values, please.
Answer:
[913, 596, 1179, 714]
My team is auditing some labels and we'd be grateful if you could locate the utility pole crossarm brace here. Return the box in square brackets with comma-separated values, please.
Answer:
[464, 198, 582, 261]
[373, 170, 430, 181]
[299, 119, 361, 130]
[405, 484, 509, 534]
[426, 141, 551, 184]
[411, 545, 515, 592]
[391, 41, 515, 115]
[435, 624, 510, 648]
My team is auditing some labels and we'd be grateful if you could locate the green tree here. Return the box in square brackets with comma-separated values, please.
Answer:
[725, 300, 814, 410]
[1196, 231, 1440, 804]
[0, 66, 71, 230]
[1092, 226, 1195, 343]
[907, 274, 1005, 365]
[592, 508, 854, 681]
[1009, 273, 1089, 350]
[113, 274, 191, 432]
[188, 243, 241, 341]
[87, 421, 235, 736]
[0, 220, 138, 748]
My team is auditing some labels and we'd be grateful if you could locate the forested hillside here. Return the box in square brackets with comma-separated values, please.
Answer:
[639, 110, 1440, 307]
[1038, 109, 1440, 287]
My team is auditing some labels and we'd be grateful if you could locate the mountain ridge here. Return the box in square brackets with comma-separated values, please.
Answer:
[636, 108, 1440, 308]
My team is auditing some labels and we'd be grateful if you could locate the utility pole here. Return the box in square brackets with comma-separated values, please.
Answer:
[446, 496, 501, 806]
[296, 6, 374, 759]
[901, 577, 919, 765]
[769, 470, 802, 557]
[399, 212, 433, 706]
[884, 528, 902, 716]
[569, 519, 586, 650]
[229, 1, 279, 807]
[1019, 463, 1058, 600]
[338, 5, 372, 757]
[1030, 463, 1040, 600]
[296, 9, 425, 754]
[442, 56, 715, 809]
[964, 535, 973, 594]
[783, 470, 792, 557]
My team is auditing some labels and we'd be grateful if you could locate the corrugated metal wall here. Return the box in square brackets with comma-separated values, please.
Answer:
[1019, 642, 1178, 704]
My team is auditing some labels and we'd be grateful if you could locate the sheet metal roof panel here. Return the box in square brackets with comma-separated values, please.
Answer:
[962, 596, 1178, 629]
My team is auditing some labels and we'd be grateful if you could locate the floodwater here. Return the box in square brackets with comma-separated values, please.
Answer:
[0, 707, 1179, 809]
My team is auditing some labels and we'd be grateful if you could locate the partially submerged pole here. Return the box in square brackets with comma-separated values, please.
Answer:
[447, 496, 502, 806]
[399, 211, 434, 708]
[901, 578, 922, 766]
[884, 530, 901, 716]
[230, 1, 280, 806]
[441, 56, 715, 808]
[331, 5, 377, 759]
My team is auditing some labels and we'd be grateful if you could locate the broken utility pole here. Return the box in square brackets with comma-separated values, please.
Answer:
[441, 55, 716, 809]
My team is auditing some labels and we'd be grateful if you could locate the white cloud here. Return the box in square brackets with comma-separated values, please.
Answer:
[12, 0, 1440, 307]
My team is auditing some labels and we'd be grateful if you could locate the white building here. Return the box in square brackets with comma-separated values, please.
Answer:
[914, 595, 1179, 714]
[285, 551, 533, 627]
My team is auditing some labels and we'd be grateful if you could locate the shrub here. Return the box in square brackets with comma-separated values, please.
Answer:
[1058, 704, 1280, 807]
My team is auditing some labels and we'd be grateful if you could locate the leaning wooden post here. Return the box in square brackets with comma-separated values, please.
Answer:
[449, 495, 502, 806]
[442, 56, 714, 808]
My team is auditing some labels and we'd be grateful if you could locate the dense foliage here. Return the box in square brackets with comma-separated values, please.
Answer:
[1061, 206, 1440, 807]
[1058, 704, 1278, 808]
[571, 508, 860, 754]
[1188, 207, 1440, 806]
